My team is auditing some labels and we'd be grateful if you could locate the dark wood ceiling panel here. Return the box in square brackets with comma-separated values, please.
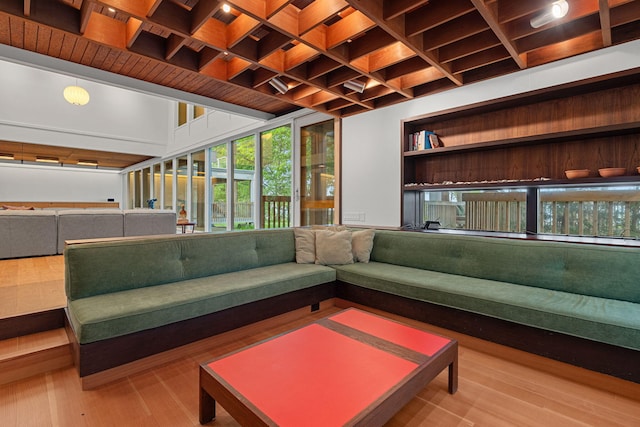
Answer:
[0, 0, 637, 120]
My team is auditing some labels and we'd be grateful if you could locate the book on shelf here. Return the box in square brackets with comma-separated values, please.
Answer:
[409, 130, 441, 151]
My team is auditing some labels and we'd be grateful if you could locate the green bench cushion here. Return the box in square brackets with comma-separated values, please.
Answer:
[68, 263, 335, 344]
[334, 262, 640, 351]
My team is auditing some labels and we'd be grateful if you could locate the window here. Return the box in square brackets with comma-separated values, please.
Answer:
[420, 189, 526, 232]
[233, 136, 255, 229]
[540, 185, 640, 238]
[261, 126, 291, 228]
[177, 102, 187, 127]
[152, 163, 161, 208]
[210, 144, 227, 230]
[163, 159, 174, 210]
[176, 156, 188, 218]
[193, 105, 205, 119]
[191, 151, 206, 231]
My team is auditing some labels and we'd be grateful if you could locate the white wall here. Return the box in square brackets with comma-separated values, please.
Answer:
[341, 39, 640, 228]
[0, 163, 122, 204]
[0, 60, 170, 157]
[167, 108, 264, 156]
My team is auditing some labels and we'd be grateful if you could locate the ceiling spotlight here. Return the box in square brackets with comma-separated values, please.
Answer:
[343, 79, 366, 93]
[530, 0, 569, 28]
[269, 77, 289, 94]
[108, 7, 116, 13]
[222, 3, 231, 13]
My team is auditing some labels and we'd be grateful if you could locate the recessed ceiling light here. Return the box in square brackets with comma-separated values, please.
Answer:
[0, 153, 14, 160]
[222, 4, 231, 13]
[36, 156, 60, 164]
[77, 160, 98, 166]
[108, 7, 116, 13]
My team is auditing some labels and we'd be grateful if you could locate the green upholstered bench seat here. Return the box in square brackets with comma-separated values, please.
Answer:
[68, 262, 335, 344]
[333, 262, 640, 351]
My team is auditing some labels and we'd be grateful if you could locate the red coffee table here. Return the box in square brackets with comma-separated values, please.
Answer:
[199, 308, 458, 426]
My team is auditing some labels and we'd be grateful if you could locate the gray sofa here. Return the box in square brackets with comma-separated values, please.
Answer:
[0, 208, 177, 259]
[0, 210, 57, 258]
[64, 228, 640, 385]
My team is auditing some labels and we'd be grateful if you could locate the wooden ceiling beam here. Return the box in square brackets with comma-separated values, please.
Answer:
[346, 27, 396, 61]
[516, 14, 601, 54]
[526, 32, 603, 67]
[165, 33, 186, 60]
[23, 0, 31, 17]
[451, 45, 509, 74]
[422, 12, 488, 51]
[599, 0, 612, 46]
[383, 0, 429, 21]
[126, 17, 144, 48]
[326, 10, 375, 49]
[266, 0, 292, 18]
[496, 0, 549, 23]
[611, 0, 640, 27]
[470, 0, 525, 69]
[307, 55, 342, 79]
[298, 0, 349, 35]
[285, 43, 320, 70]
[226, 13, 260, 48]
[192, 17, 226, 50]
[227, 56, 253, 79]
[190, 0, 222, 34]
[367, 42, 415, 73]
[145, 0, 191, 35]
[439, 30, 500, 63]
[79, 1, 94, 34]
[252, 66, 278, 87]
[405, 0, 474, 37]
[384, 56, 430, 80]
[95, 0, 157, 18]
[198, 46, 221, 70]
[84, 12, 127, 49]
[345, 0, 463, 87]
[258, 30, 291, 60]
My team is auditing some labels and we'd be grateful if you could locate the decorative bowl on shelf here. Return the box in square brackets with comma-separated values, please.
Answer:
[598, 167, 626, 178]
[565, 169, 590, 179]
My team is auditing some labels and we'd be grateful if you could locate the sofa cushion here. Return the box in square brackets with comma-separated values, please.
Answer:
[315, 230, 353, 265]
[294, 228, 316, 263]
[333, 262, 640, 351]
[67, 263, 336, 344]
[351, 229, 375, 263]
[65, 229, 297, 300]
[370, 230, 640, 304]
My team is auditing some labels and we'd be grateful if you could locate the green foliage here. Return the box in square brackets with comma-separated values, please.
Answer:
[261, 125, 292, 197]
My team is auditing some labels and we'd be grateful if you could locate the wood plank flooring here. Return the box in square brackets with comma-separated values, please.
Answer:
[1, 256, 640, 426]
[0, 256, 65, 318]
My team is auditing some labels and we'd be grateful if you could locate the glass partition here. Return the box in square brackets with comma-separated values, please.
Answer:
[233, 136, 256, 229]
[540, 185, 640, 238]
[191, 150, 206, 231]
[163, 159, 174, 210]
[151, 163, 160, 208]
[142, 167, 151, 208]
[210, 144, 228, 230]
[420, 189, 527, 232]
[299, 120, 334, 226]
[176, 156, 188, 219]
[261, 125, 292, 228]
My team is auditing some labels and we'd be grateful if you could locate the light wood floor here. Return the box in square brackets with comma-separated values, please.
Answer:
[0, 256, 66, 318]
[1, 256, 640, 426]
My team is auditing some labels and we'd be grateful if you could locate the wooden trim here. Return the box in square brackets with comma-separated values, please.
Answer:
[335, 282, 640, 384]
[0, 202, 120, 209]
[0, 308, 65, 340]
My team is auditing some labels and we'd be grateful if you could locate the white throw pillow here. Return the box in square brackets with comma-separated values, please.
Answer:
[294, 228, 316, 264]
[315, 230, 354, 265]
[352, 229, 375, 263]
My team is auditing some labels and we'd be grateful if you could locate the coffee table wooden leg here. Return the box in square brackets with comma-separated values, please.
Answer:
[199, 387, 216, 424]
[448, 352, 458, 394]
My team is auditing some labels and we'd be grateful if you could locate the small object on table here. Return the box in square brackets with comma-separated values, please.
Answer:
[565, 169, 590, 179]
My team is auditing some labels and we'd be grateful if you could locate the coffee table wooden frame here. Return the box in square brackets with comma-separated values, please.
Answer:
[199, 308, 458, 426]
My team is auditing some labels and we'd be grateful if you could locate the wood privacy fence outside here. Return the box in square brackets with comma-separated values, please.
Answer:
[425, 189, 640, 238]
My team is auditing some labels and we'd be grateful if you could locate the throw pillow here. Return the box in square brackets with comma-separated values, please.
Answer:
[2, 205, 35, 210]
[293, 228, 316, 263]
[311, 225, 348, 232]
[351, 229, 375, 263]
[315, 230, 354, 265]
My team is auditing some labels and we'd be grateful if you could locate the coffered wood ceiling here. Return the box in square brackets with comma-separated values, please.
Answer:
[1, 0, 639, 120]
